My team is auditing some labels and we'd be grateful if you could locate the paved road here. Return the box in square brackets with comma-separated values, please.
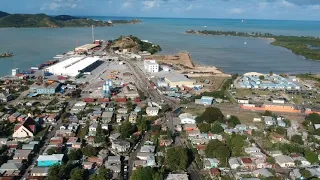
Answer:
[20, 121, 62, 179]
[123, 58, 200, 180]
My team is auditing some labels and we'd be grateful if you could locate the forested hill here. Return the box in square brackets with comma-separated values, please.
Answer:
[0, 11, 141, 28]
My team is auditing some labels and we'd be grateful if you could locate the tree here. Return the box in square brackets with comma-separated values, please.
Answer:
[47, 147, 57, 155]
[136, 116, 148, 132]
[166, 147, 188, 171]
[226, 134, 246, 156]
[119, 120, 137, 139]
[90, 167, 111, 180]
[70, 167, 88, 180]
[294, 160, 302, 166]
[275, 127, 286, 135]
[227, 116, 241, 128]
[266, 157, 275, 164]
[305, 150, 318, 164]
[306, 113, 320, 125]
[205, 140, 231, 166]
[259, 75, 265, 80]
[291, 135, 303, 145]
[81, 145, 98, 157]
[199, 107, 224, 124]
[95, 123, 105, 143]
[197, 123, 211, 133]
[68, 149, 82, 161]
[131, 167, 163, 180]
[262, 110, 273, 116]
[211, 123, 224, 134]
[299, 169, 312, 179]
[47, 165, 61, 180]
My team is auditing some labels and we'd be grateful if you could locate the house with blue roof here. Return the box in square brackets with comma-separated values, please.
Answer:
[204, 158, 220, 169]
[37, 154, 64, 167]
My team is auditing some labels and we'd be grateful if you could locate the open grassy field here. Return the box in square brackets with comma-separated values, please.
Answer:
[234, 89, 274, 98]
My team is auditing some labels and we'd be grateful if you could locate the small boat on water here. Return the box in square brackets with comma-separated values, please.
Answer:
[0, 51, 13, 58]
[244, 42, 247, 45]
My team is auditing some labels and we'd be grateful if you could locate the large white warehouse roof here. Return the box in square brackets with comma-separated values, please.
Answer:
[46, 56, 100, 77]
[65, 56, 100, 76]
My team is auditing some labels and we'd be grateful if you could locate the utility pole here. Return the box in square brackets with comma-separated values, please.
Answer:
[92, 25, 95, 43]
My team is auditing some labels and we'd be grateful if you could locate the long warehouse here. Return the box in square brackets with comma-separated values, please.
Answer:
[45, 56, 101, 77]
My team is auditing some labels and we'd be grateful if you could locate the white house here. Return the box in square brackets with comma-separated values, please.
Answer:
[237, 99, 249, 104]
[291, 156, 311, 167]
[274, 155, 295, 168]
[144, 60, 159, 73]
[245, 147, 261, 154]
[264, 116, 276, 126]
[146, 107, 159, 116]
[229, 158, 241, 169]
[179, 113, 196, 124]
[12, 126, 34, 139]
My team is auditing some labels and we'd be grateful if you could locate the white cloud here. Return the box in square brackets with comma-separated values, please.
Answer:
[142, 0, 160, 9]
[121, 1, 133, 9]
[41, 0, 79, 11]
[228, 8, 245, 14]
[281, 0, 296, 8]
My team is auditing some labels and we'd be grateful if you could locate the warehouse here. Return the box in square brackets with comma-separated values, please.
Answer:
[75, 44, 100, 53]
[163, 73, 194, 88]
[46, 56, 100, 77]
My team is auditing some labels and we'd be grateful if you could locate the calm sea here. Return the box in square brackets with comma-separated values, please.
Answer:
[0, 17, 320, 76]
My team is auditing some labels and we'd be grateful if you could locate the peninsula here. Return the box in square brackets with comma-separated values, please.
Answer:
[185, 29, 320, 61]
[0, 11, 141, 28]
[109, 35, 162, 54]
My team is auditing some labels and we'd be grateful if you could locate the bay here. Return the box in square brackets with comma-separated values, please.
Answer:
[0, 17, 320, 76]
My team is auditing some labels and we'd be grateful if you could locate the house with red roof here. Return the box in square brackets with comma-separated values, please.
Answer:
[12, 118, 37, 140]
[240, 157, 256, 170]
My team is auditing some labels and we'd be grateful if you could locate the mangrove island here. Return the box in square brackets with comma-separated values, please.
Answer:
[185, 29, 320, 61]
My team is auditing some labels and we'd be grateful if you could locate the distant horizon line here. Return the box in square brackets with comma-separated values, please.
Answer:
[75, 15, 320, 22]
[2, 10, 320, 22]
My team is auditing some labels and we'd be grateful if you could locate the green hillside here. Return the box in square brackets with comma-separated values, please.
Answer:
[0, 11, 140, 28]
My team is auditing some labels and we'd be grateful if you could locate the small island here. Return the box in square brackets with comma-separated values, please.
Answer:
[185, 30, 320, 61]
[109, 35, 162, 54]
[0, 11, 141, 28]
[0, 51, 13, 58]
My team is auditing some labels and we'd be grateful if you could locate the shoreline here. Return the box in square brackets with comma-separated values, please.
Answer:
[185, 30, 320, 61]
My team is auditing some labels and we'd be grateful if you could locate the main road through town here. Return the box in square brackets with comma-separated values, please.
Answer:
[123, 58, 201, 180]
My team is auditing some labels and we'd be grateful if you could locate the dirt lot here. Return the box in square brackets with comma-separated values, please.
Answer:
[152, 51, 195, 69]
[190, 76, 229, 91]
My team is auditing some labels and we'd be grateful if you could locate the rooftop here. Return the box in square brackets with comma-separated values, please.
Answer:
[37, 154, 64, 161]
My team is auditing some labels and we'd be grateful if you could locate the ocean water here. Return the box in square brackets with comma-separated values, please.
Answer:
[0, 17, 320, 76]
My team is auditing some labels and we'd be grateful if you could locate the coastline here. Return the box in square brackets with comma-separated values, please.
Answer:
[185, 30, 320, 61]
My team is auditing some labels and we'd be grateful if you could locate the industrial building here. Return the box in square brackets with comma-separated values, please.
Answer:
[237, 73, 300, 90]
[45, 56, 101, 77]
[163, 73, 194, 88]
[144, 60, 159, 73]
[74, 44, 100, 53]
[30, 82, 61, 95]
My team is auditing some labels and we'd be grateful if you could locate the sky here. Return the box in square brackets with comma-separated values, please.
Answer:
[1, 0, 320, 20]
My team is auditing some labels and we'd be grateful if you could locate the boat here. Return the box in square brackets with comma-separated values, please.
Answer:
[244, 42, 247, 45]
[241, 20, 244, 22]
[203, 26, 207, 28]
[0, 51, 13, 58]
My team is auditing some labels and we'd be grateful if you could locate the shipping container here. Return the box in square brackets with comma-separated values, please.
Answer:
[83, 98, 95, 102]
[98, 98, 109, 102]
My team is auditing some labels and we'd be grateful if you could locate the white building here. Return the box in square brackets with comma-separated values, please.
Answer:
[274, 155, 295, 168]
[146, 107, 159, 116]
[45, 56, 100, 77]
[144, 60, 159, 73]
[179, 113, 196, 124]
[12, 68, 20, 76]
[229, 158, 241, 169]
